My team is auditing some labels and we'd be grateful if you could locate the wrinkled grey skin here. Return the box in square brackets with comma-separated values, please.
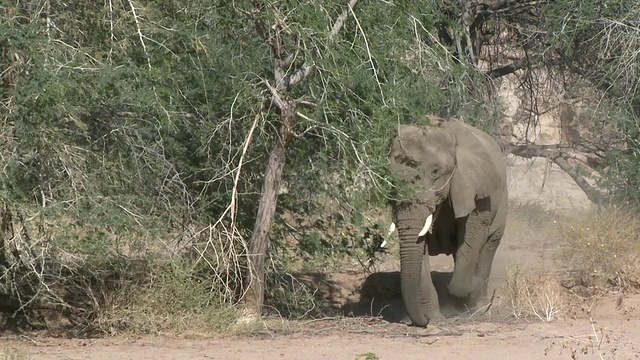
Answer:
[388, 116, 508, 327]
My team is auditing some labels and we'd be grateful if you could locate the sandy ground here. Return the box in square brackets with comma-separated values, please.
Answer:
[3, 157, 637, 359]
[3, 312, 640, 359]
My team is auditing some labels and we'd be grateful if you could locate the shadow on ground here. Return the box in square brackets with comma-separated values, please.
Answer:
[294, 271, 470, 324]
[282, 201, 562, 324]
[342, 271, 473, 322]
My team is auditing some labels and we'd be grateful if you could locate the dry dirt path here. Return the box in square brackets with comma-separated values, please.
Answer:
[3, 313, 640, 360]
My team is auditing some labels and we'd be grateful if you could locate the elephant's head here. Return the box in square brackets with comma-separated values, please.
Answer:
[388, 115, 503, 326]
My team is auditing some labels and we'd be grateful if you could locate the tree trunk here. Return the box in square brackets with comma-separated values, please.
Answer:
[242, 0, 358, 316]
[0, 204, 12, 271]
[244, 103, 296, 313]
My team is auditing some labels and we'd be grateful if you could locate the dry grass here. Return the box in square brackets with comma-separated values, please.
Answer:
[491, 201, 567, 322]
[497, 264, 565, 322]
[544, 316, 626, 360]
[91, 260, 243, 337]
[557, 205, 640, 292]
[90, 261, 316, 337]
[0, 349, 30, 360]
[495, 204, 640, 325]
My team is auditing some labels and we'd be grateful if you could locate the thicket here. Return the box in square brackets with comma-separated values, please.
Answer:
[0, 0, 639, 334]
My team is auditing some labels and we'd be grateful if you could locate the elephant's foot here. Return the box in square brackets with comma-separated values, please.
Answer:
[442, 290, 479, 315]
[402, 305, 444, 327]
[447, 278, 473, 299]
[428, 309, 445, 322]
[448, 275, 492, 313]
[432, 315, 446, 324]
[474, 300, 492, 317]
[408, 311, 444, 327]
[449, 290, 492, 317]
[467, 280, 492, 313]
[472, 288, 495, 316]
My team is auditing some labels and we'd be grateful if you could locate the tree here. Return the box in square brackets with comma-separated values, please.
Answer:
[242, 0, 367, 313]
[239, 0, 490, 313]
[418, 0, 640, 205]
[1, 0, 469, 324]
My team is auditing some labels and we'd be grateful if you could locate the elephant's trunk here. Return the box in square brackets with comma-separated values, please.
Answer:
[396, 204, 439, 327]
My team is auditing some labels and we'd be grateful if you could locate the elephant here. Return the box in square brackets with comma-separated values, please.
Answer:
[388, 115, 508, 327]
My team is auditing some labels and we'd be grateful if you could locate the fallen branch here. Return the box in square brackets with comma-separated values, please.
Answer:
[503, 143, 607, 204]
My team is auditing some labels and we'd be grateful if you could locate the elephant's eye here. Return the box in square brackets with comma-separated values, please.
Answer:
[404, 158, 419, 168]
[431, 166, 441, 177]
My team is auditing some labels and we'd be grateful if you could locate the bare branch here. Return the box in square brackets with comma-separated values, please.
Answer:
[330, 0, 359, 41]
[286, 63, 314, 89]
[262, 78, 287, 110]
[286, 0, 359, 90]
[476, 0, 547, 15]
[485, 60, 528, 79]
[504, 143, 607, 204]
[126, 0, 151, 70]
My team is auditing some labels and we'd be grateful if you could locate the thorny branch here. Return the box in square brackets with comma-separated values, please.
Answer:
[258, 0, 360, 100]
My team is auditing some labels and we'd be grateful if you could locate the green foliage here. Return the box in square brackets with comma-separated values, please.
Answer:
[524, 0, 640, 206]
[282, 213, 388, 265]
[1, 0, 482, 330]
[600, 106, 640, 205]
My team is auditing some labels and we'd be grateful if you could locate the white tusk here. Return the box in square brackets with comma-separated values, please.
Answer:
[387, 222, 396, 236]
[381, 222, 396, 249]
[417, 214, 433, 237]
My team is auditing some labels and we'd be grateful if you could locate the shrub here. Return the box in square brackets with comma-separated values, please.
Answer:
[499, 265, 564, 322]
[557, 205, 640, 292]
[92, 258, 242, 336]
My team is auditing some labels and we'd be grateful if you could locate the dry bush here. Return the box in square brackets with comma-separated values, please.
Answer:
[93, 259, 242, 337]
[0, 201, 252, 337]
[557, 205, 640, 292]
[89, 227, 252, 336]
[497, 265, 565, 322]
[263, 270, 330, 320]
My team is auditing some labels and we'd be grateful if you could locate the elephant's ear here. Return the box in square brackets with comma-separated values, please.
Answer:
[448, 124, 502, 218]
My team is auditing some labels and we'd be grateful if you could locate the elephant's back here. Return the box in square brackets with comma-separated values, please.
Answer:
[456, 121, 507, 182]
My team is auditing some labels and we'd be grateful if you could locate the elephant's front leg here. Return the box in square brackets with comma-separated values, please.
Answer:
[469, 229, 503, 307]
[447, 216, 490, 300]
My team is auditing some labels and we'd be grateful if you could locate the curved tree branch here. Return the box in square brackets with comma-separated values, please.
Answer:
[503, 143, 607, 204]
